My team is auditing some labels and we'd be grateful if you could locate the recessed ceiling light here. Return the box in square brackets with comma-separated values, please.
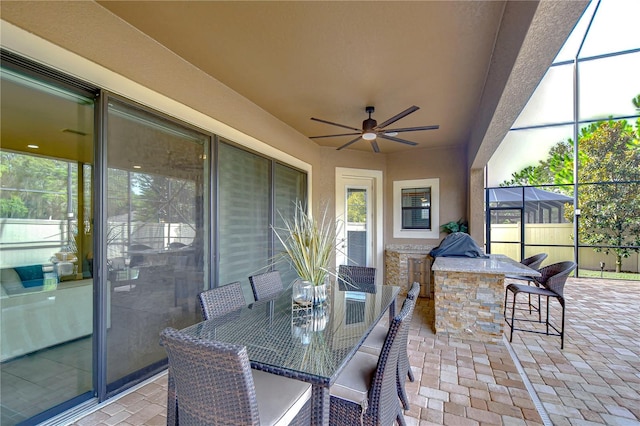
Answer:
[133, 165, 142, 169]
[27, 144, 39, 149]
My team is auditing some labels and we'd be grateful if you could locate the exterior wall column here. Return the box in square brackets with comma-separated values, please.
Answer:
[469, 168, 485, 246]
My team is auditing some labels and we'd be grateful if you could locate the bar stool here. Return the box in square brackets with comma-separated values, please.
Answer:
[504, 261, 575, 349]
[505, 253, 547, 319]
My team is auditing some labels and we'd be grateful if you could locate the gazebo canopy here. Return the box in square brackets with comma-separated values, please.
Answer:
[488, 187, 573, 224]
[488, 187, 573, 204]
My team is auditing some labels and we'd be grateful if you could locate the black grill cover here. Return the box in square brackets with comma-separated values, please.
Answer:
[429, 232, 488, 258]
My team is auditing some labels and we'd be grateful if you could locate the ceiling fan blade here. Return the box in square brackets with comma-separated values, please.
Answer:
[378, 134, 418, 146]
[311, 117, 361, 132]
[376, 105, 419, 129]
[336, 136, 363, 150]
[384, 124, 439, 133]
[370, 140, 380, 153]
[309, 132, 361, 139]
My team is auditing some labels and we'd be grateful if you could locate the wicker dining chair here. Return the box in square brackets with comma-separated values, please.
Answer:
[249, 270, 284, 302]
[198, 281, 246, 320]
[329, 295, 411, 425]
[160, 327, 312, 426]
[358, 281, 420, 410]
[504, 260, 576, 349]
[337, 264, 377, 293]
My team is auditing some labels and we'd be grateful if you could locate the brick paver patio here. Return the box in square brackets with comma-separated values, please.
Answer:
[67, 277, 640, 425]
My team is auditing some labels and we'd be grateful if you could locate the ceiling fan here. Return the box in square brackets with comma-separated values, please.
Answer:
[309, 105, 439, 153]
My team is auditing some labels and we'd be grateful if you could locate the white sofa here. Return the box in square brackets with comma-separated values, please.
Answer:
[1, 267, 93, 362]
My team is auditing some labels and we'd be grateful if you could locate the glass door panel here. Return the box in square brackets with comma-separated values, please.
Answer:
[273, 163, 307, 288]
[345, 187, 370, 266]
[217, 142, 270, 301]
[0, 67, 95, 424]
[105, 99, 208, 390]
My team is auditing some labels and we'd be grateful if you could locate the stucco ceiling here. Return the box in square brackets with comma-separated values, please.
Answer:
[0, 1, 588, 160]
[96, 1, 509, 154]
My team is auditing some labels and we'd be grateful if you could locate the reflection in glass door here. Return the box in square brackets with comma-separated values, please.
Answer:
[105, 99, 208, 392]
[0, 66, 95, 424]
[345, 187, 370, 266]
[336, 168, 383, 276]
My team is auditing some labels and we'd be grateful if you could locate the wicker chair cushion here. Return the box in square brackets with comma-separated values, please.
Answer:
[360, 282, 420, 355]
[252, 369, 312, 426]
[329, 296, 410, 425]
[358, 324, 387, 356]
[330, 351, 377, 408]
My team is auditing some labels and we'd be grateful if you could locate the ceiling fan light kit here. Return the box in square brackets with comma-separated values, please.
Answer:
[309, 105, 439, 152]
[362, 132, 377, 140]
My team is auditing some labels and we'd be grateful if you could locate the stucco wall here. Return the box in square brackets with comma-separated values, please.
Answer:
[314, 147, 387, 214]
[386, 145, 468, 247]
[1, 3, 467, 254]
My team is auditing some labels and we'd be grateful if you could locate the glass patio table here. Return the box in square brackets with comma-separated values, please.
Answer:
[170, 282, 400, 426]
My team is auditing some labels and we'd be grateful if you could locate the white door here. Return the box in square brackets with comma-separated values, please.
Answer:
[335, 168, 383, 283]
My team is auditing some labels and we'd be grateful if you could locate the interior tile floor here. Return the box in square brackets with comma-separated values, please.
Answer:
[62, 277, 640, 425]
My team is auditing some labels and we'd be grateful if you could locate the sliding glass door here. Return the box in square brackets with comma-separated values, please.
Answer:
[104, 98, 209, 392]
[0, 51, 308, 424]
[0, 65, 96, 425]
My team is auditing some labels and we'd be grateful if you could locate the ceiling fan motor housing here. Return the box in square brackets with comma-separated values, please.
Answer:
[362, 117, 377, 132]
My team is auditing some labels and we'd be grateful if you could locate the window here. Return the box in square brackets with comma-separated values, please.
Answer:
[393, 179, 439, 238]
[401, 187, 431, 230]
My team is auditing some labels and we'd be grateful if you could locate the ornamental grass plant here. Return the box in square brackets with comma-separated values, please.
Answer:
[272, 201, 341, 287]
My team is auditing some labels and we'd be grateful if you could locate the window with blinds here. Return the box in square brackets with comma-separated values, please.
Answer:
[218, 142, 270, 294]
[401, 187, 431, 229]
[274, 163, 307, 287]
[217, 144, 307, 299]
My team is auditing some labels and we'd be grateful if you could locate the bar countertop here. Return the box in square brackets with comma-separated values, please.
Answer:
[431, 254, 541, 277]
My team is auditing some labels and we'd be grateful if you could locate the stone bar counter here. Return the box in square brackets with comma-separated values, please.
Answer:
[431, 254, 540, 344]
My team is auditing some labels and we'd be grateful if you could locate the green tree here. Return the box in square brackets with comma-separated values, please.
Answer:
[134, 174, 196, 224]
[0, 195, 29, 218]
[500, 139, 580, 193]
[500, 94, 640, 272]
[0, 151, 73, 219]
[633, 94, 640, 112]
[346, 190, 366, 223]
[571, 119, 640, 272]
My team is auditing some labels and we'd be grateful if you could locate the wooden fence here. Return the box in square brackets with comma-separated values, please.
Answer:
[490, 223, 639, 273]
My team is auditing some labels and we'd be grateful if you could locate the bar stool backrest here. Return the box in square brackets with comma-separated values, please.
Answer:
[521, 253, 548, 270]
[536, 261, 576, 298]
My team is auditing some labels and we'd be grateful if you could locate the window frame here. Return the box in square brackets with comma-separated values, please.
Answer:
[393, 178, 439, 239]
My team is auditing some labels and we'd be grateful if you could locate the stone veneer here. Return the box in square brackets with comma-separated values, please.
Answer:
[385, 244, 434, 297]
[431, 255, 540, 345]
[433, 270, 505, 344]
